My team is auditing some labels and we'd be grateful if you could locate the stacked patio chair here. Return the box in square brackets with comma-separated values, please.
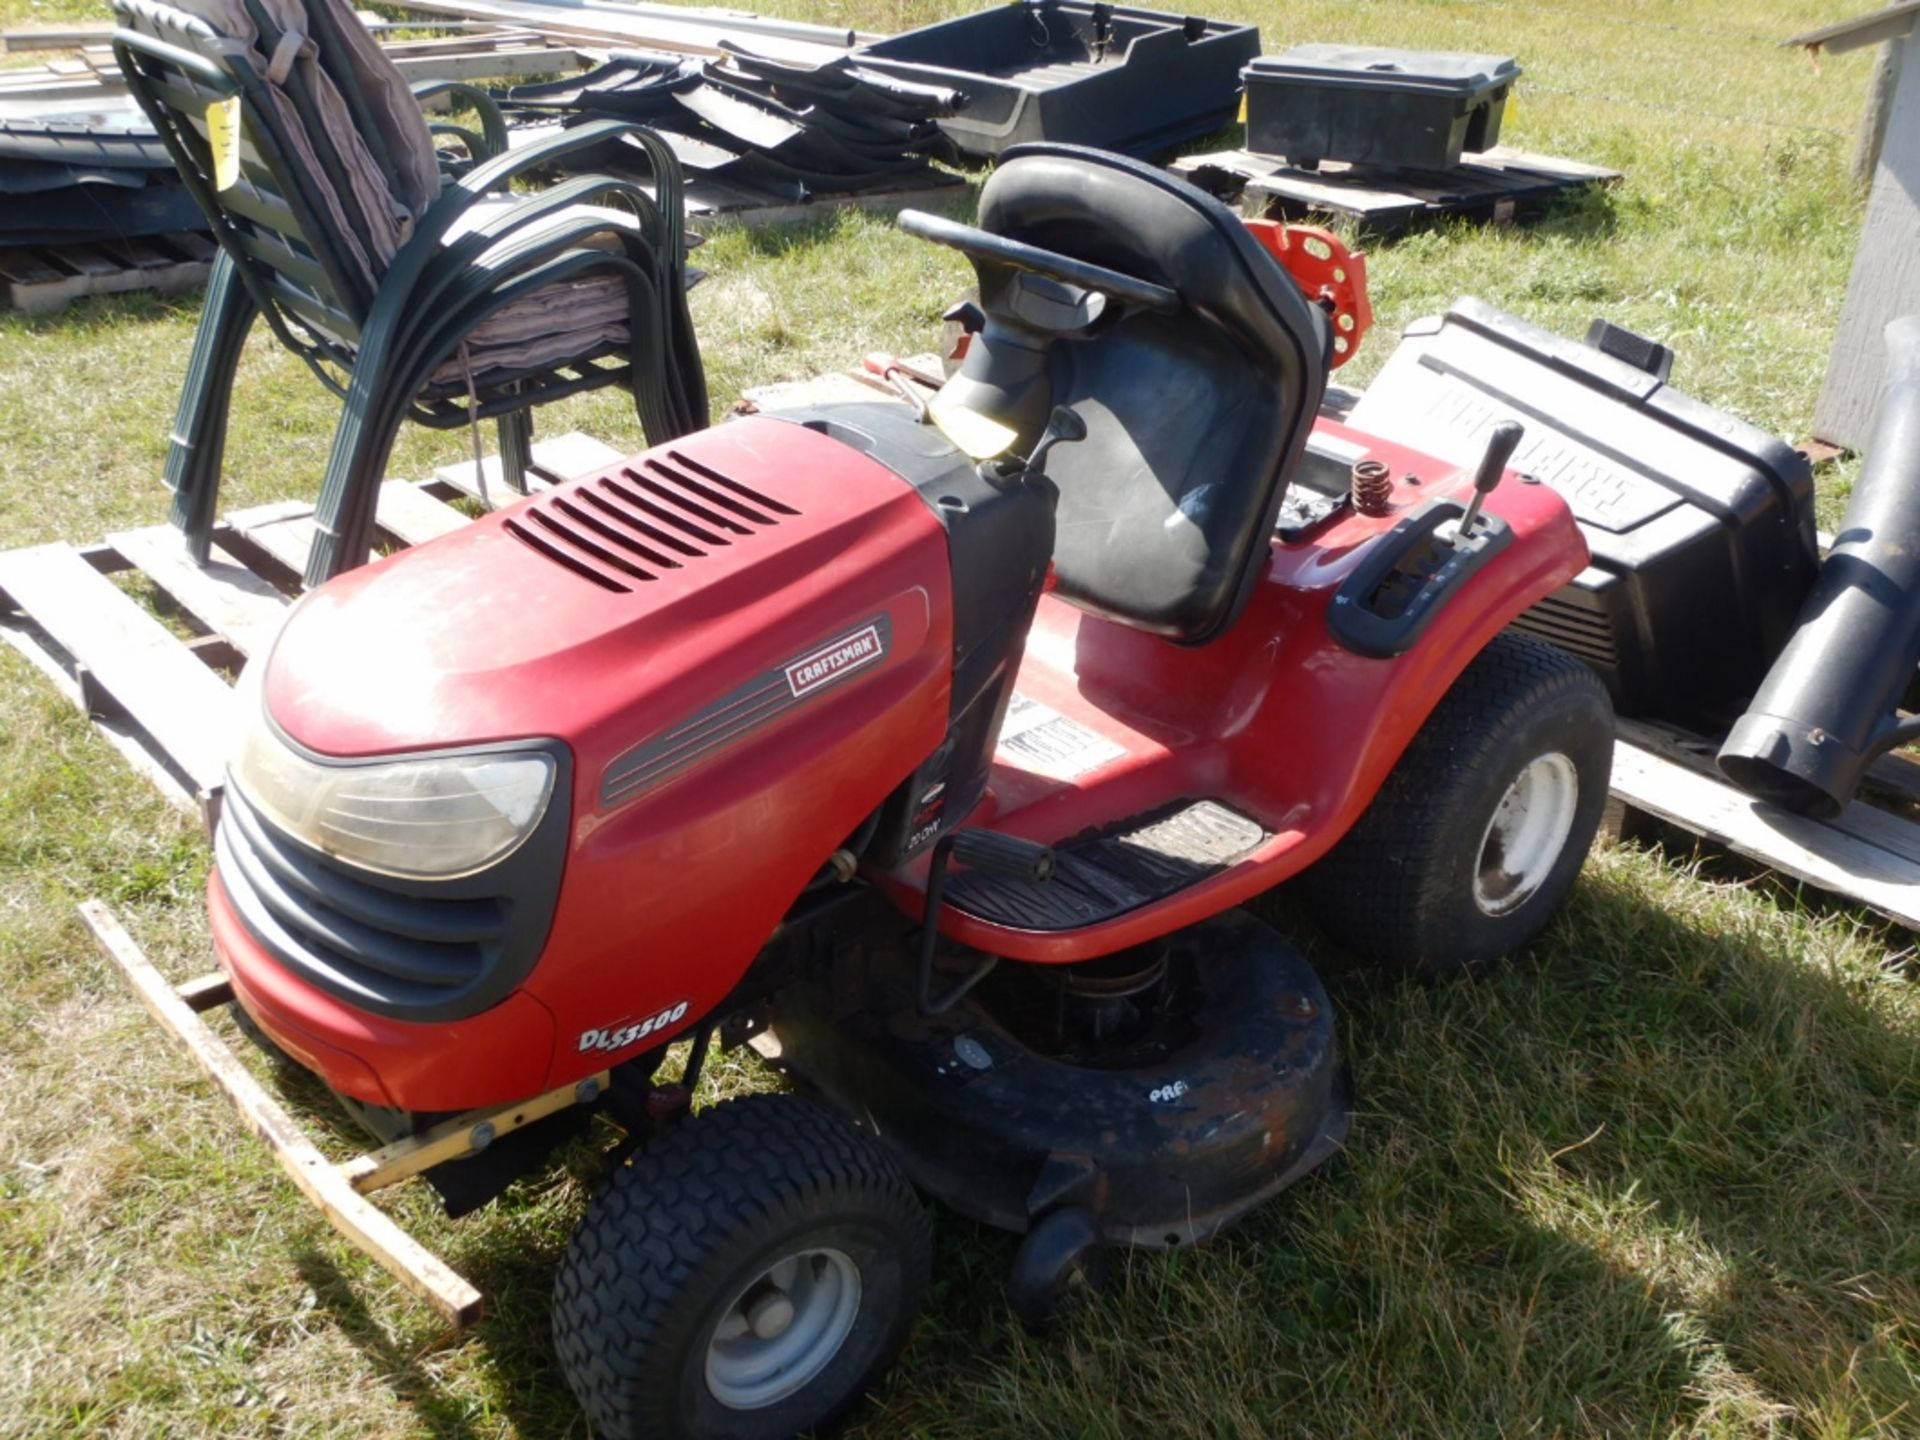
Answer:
[112, 0, 707, 585]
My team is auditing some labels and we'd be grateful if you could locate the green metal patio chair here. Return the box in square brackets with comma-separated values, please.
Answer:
[112, 0, 707, 586]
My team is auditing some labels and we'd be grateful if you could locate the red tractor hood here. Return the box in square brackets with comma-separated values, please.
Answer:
[263, 416, 948, 764]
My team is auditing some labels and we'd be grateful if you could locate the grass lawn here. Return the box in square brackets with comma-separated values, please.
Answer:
[2, 0, 1917, 1436]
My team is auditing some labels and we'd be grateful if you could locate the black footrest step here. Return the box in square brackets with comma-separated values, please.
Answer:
[945, 800, 1265, 931]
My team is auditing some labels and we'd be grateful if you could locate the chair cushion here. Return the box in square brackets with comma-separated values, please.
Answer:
[282, 0, 439, 215]
[430, 201, 641, 382]
[431, 275, 630, 384]
[118, 0, 435, 286]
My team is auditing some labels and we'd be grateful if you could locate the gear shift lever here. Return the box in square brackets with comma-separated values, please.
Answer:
[1455, 421, 1524, 537]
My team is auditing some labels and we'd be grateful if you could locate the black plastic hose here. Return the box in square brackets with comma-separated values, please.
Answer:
[1718, 315, 1920, 818]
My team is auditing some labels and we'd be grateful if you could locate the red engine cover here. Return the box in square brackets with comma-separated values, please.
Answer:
[217, 417, 954, 1110]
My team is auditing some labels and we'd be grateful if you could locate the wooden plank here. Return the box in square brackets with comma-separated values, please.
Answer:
[0, 543, 234, 794]
[1618, 718, 1920, 869]
[0, 615, 197, 813]
[529, 431, 625, 482]
[1853, 36, 1906, 180]
[1172, 146, 1619, 230]
[227, 501, 323, 580]
[1, 20, 114, 50]
[1785, 1, 1919, 56]
[0, 247, 65, 285]
[176, 970, 234, 1012]
[1610, 738, 1920, 930]
[236, 480, 471, 573]
[1865, 748, 1920, 807]
[737, 370, 899, 413]
[1473, 146, 1625, 182]
[433, 453, 543, 504]
[389, 0, 858, 64]
[79, 901, 484, 1327]
[53, 245, 124, 279]
[390, 44, 583, 88]
[167, 232, 218, 263]
[338, 1071, 609, 1195]
[432, 430, 625, 503]
[1815, 30, 1920, 449]
[107, 526, 290, 659]
[1, 240, 215, 317]
[374, 482, 470, 547]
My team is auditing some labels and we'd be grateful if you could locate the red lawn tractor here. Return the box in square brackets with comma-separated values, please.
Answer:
[210, 146, 1612, 1439]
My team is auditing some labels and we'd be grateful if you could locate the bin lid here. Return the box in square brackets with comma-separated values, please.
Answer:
[1246, 45, 1520, 97]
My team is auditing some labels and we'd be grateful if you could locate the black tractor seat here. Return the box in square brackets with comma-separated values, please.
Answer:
[955, 144, 1331, 644]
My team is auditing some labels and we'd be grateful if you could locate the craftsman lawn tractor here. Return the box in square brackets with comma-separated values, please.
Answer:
[209, 146, 1613, 1439]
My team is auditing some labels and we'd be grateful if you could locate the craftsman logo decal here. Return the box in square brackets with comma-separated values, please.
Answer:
[601, 614, 893, 808]
[784, 624, 885, 698]
[579, 1001, 689, 1054]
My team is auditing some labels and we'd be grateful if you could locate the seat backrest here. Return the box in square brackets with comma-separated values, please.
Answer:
[113, 0, 441, 343]
[976, 146, 1329, 644]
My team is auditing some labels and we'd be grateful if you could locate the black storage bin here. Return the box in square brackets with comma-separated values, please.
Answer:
[854, 2, 1260, 159]
[1243, 45, 1519, 171]
[1346, 299, 1819, 727]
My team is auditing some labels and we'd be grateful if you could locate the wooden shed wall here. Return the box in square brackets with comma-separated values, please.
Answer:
[1814, 28, 1920, 449]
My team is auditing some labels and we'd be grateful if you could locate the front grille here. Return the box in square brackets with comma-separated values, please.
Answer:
[503, 448, 800, 592]
[215, 773, 568, 1022]
[1513, 588, 1621, 670]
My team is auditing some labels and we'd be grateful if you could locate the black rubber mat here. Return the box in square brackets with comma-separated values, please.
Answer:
[946, 800, 1266, 931]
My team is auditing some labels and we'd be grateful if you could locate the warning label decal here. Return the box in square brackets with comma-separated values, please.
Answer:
[996, 693, 1126, 780]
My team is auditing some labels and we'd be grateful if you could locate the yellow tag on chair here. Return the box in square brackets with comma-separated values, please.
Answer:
[207, 96, 241, 190]
[929, 393, 1018, 461]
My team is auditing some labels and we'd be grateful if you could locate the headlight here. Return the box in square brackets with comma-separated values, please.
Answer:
[228, 664, 558, 881]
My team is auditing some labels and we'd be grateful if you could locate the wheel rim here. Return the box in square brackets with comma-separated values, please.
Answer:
[704, 1247, 862, 1410]
[1473, 752, 1579, 917]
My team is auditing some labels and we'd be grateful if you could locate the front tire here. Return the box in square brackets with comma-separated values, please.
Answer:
[553, 1093, 930, 1440]
[1301, 630, 1613, 975]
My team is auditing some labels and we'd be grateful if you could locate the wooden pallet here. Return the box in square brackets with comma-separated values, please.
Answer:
[0, 230, 217, 316]
[0, 430, 622, 817]
[1170, 146, 1622, 230]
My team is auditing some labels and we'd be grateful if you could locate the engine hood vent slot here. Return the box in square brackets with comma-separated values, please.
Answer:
[503, 448, 801, 590]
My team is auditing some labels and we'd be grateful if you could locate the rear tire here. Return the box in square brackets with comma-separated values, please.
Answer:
[553, 1093, 930, 1440]
[1300, 630, 1612, 975]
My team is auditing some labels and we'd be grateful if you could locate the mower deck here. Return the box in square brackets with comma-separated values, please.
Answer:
[758, 908, 1351, 1248]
